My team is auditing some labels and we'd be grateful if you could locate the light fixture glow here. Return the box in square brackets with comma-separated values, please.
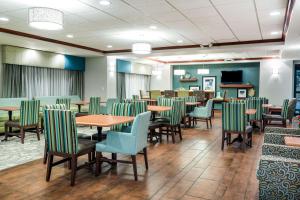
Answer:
[174, 69, 185, 76]
[271, 31, 280, 35]
[66, 34, 73, 38]
[0, 17, 9, 22]
[132, 43, 152, 55]
[107, 45, 113, 48]
[99, 0, 111, 6]
[152, 70, 162, 75]
[197, 69, 210, 75]
[270, 11, 280, 16]
[149, 25, 157, 30]
[29, 7, 63, 30]
[273, 67, 279, 75]
[177, 40, 183, 43]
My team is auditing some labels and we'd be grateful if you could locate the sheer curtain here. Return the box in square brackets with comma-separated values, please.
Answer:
[125, 73, 150, 98]
[1, 64, 84, 99]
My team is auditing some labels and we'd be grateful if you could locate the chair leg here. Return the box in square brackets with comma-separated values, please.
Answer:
[95, 152, 103, 176]
[70, 155, 77, 186]
[143, 148, 148, 170]
[131, 155, 138, 181]
[20, 128, 25, 144]
[43, 142, 48, 164]
[4, 124, 8, 141]
[112, 153, 117, 167]
[209, 118, 212, 128]
[178, 125, 182, 141]
[171, 127, 175, 144]
[159, 127, 162, 143]
[206, 119, 209, 129]
[36, 125, 40, 141]
[221, 131, 225, 150]
[46, 153, 54, 181]
[242, 133, 247, 153]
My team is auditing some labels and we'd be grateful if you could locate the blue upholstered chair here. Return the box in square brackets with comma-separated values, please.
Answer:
[95, 112, 151, 181]
[189, 100, 213, 129]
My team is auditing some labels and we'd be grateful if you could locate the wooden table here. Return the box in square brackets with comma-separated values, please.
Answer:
[245, 109, 257, 115]
[269, 106, 282, 114]
[76, 115, 135, 141]
[0, 106, 19, 133]
[73, 101, 89, 113]
[186, 102, 202, 106]
[147, 105, 171, 121]
[144, 99, 157, 105]
[285, 136, 300, 147]
[262, 104, 273, 108]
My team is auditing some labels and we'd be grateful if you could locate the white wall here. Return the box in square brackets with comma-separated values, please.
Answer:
[150, 64, 172, 90]
[84, 57, 108, 100]
[259, 59, 294, 105]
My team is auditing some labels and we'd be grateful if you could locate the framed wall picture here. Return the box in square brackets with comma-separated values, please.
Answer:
[237, 89, 247, 98]
[189, 85, 200, 91]
[202, 76, 216, 92]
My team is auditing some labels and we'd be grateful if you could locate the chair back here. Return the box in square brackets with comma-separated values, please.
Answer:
[56, 98, 71, 110]
[281, 99, 289, 119]
[132, 95, 139, 100]
[205, 100, 213, 117]
[111, 103, 133, 131]
[222, 102, 246, 132]
[19, 100, 40, 126]
[89, 97, 101, 114]
[287, 98, 297, 121]
[164, 90, 175, 98]
[43, 104, 66, 110]
[43, 109, 78, 154]
[106, 98, 120, 114]
[193, 90, 206, 102]
[174, 97, 186, 117]
[132, 101, 147, 116]
[177, 90, 189, 97]
[131, 112, 151, 153]
[246, 97, 268, 121]
[149, 90, 161, 100]
[160, 98, 183, 125]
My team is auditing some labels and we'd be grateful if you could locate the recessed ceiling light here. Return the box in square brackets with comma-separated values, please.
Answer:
[107, 45, 112, 48]
[66, 34, 74, 38]
[149, 25, 157, 30]
[270, 11, 280, 16]
[0, 17, 9, 22]
[271, 31, 280, 35]
[177, 40, 183, 43]
[99, 0, 111, 6]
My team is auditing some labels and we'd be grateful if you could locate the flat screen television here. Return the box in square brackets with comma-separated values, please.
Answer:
[221, 70, 243, 83]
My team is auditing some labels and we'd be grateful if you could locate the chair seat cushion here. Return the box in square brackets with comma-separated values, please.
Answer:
[263, 114, 283, 120]
[149, 121, 162, 129]
[78, 139, 97, 151]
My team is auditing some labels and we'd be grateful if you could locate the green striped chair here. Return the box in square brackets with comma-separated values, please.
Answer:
[246, 97, 268, 130]
[132, 101, 147, 116]
[100, 98, 120, 115]
[42, 104, 67, 164]
[262, 99, 290, 130]
[111, 103, 133, 131]
[88, 97, 101, 115]
[4, 100, 40, 144]
[159, 99, 183, 143]
[43, 109, 96, 186]
[56, 98, 71, 110]
[222, 102, 253, 152]
[132, 95, 139, 101]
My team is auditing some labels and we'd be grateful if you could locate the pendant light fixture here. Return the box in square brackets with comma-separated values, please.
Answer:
[29, 7, 63, 30]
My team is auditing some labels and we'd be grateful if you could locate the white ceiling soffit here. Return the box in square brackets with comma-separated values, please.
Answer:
[0, 32, 103, 57]
[0, 0, 287, 53]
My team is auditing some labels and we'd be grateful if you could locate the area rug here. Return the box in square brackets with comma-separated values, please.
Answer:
[0, 126, 105, 171]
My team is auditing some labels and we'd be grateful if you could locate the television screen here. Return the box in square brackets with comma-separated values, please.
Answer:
[221, 70, 243, 83]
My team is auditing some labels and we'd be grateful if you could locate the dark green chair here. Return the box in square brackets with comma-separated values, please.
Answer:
[111, 103, 133, 131]
[222, 102, 253, 152]
[132, 101, 147, 116]
[43, 109, 96, 186]
[4, 100, 40, 144]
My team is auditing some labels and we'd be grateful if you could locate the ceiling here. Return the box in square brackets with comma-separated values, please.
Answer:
[0, 0, 287, 52]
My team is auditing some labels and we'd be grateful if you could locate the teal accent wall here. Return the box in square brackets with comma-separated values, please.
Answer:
[172, 62, 260, 98]
[116, 59, 131, 73]
[64, 55, 85, 71]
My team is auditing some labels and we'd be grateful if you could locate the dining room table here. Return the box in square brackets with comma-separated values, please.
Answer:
[147, 105, 172, 121]
[73, 101, 89, 113]
[0, 106, 19, 133]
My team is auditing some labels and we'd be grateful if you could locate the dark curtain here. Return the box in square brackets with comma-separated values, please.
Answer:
[1, 64, 84, 99]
